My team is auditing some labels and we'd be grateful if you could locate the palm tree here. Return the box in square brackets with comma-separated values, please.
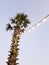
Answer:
[6, 13, 30, 65]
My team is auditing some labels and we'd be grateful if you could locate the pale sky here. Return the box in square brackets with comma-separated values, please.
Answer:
[0, 0, 49, 65]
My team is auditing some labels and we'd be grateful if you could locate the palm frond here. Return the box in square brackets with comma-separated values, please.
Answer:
[6, 13, 30, 32]
[20, 29, 24, 33]
[6, 23, 12, 31]
[15, 13, 21, 19]
[25, 19, 30, 24]
[10, 18, 15, 24]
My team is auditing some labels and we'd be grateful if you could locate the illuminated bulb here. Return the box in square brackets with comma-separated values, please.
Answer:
[32, 26, 35, 30]
[28, 29, 31, 32]
[24, 31, 27, 34]
[22, 32, 25, 35]
[21, 31, 27, 36]
[36, 23, 40, 26]
[42, 18, 47, 22]
[17, 34, 20, 37]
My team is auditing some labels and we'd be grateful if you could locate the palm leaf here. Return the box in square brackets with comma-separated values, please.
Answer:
[6, 23, 12, 31]
[10, 18, 15, 24]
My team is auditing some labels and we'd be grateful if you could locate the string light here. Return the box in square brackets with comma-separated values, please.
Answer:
[32, 26, 35, 30]
[25, 14, 49, 33]
[36, 23, 40, 26]
[43, 18, 47, 22]
[42, 18, 47, 23]
[17, 34, 20, 37]
[18, 14, 49, 36]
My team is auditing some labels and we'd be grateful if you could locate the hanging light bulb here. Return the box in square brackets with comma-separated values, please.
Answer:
[28, 29, 31, 32]
[42, 18, 47, 23]
[36, 23, 41, 26]
[32, 26, 35, 30]
[21, 31, 26, 35]
[17, 34, 20, 37]
[22, 32, 24, 35]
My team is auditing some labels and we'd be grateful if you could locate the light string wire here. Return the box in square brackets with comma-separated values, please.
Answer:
[25, 14, 49, 32]
[17, 14, 49, 37]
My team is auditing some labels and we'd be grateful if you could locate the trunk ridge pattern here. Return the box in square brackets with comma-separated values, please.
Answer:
[7, 28, 20, 65]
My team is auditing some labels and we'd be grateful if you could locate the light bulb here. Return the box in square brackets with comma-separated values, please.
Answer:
[43, 18, 47, 22]
[36, 23, 40, 26]
[17, 34, 20, 37]
[32, 26, 35, 30]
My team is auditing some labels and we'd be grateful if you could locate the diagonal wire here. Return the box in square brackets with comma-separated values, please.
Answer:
[17, 14, 49, 37]
[24, 14, 49, 33]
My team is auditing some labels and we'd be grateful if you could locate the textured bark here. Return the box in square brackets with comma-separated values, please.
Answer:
[7, 27, 20, 65]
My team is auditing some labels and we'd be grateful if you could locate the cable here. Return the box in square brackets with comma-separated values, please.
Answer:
[17, 14, 49, 37]
[24, 14, 49, 33]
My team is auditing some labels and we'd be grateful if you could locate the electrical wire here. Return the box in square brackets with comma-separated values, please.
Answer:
[17, 14, 49, 37]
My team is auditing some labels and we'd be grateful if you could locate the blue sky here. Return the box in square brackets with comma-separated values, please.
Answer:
[0, 0, 49, 65]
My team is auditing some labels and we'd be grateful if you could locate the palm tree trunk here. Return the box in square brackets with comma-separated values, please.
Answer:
[7, 27, 20, 65]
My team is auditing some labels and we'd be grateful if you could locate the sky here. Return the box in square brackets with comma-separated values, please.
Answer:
[0, 0, 49, 65]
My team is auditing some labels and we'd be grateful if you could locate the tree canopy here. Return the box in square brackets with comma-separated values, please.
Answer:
[6, 13, 30, 33]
